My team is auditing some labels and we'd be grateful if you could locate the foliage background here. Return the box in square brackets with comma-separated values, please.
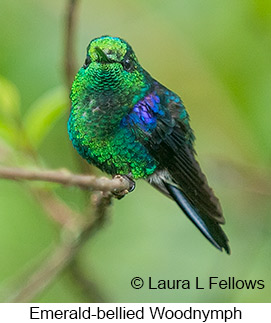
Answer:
[0, 0, 270, 302]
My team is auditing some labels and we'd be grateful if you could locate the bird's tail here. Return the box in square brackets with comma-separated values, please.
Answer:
[163, 180, 230, 254]
[148, 172, 230, 254]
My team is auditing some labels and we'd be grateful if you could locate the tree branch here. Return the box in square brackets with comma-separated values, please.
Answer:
[1, 0, 122, 303]
[7, 192, 111, 302]
[0, 166, 129, 193]
[69, 259, 107, 302]
[65, 0, 79, 87]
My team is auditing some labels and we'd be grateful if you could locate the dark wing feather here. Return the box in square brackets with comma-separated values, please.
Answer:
[163, 180, 229, 253]
[130, 84, 230, 253]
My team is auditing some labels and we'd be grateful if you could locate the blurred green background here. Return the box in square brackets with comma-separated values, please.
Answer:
[0, 0, 271, 302]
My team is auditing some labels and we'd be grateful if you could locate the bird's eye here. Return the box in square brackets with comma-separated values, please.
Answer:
[122, 58, 134, 72]
[83, 56, 91, 69]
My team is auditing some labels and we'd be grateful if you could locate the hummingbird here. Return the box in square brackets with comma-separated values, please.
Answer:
[68, 36, 230, 253]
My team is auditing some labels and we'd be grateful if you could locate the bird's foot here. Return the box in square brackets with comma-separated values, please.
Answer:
[112, 174, 135, 200]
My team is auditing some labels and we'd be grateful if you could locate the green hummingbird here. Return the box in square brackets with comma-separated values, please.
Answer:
[68, 36, 230, 253]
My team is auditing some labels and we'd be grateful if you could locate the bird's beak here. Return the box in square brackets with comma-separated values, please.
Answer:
[94, 46, 112, 63]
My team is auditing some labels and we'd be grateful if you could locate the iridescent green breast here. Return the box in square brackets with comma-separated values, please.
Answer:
[68, 102, 157, 178]
[68, 36, 159, 178]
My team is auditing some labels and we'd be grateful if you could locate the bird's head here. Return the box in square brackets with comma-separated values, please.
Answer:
[73, 36, 150, 105]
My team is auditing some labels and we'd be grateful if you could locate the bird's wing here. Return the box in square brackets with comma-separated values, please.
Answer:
[125, 86, 230, 253]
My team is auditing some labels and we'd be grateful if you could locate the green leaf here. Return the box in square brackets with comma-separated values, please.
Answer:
[0, 76, 21, 146]
[0, 120, 18, 146]
[23, 86, 69, 148]
[0, 75, 21, 121]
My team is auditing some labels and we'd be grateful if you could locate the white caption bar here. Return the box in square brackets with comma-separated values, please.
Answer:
[0, 303, 269, 322]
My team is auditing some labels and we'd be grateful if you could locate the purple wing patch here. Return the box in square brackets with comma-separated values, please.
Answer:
[121, 92, 164, 131]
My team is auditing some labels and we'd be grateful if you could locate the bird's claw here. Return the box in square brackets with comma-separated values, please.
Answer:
[112, 175, 135, 199]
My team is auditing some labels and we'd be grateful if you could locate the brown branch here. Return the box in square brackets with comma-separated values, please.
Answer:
[33, 189, 81, 229]
[64, 0, 93, 175]
[0, 0, 117, 303]
[0, 166, 129, 193]
[7, 192, 111, 302]
[69, 259, 107, 302]
[65, 0, 79, 87]
[2, 0, 120, 303]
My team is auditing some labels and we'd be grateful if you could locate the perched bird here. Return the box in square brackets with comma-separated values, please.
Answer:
[68, 35, 230, 253]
